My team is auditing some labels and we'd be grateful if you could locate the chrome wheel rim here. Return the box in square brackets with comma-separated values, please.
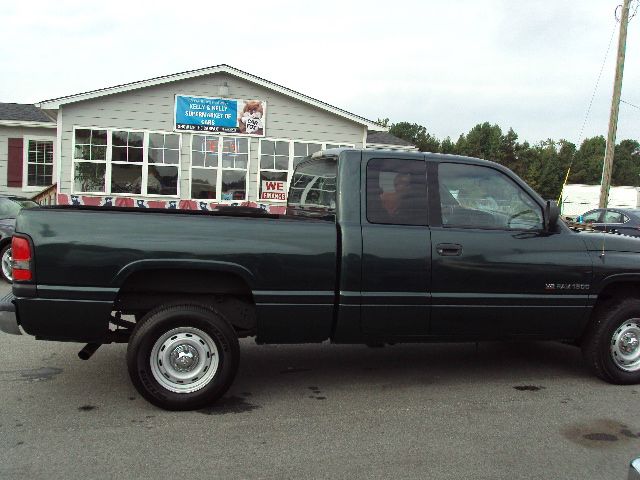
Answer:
[150, 327, 219, 393]
[2, 248, 12, 282]
[610, 319, 640, 372]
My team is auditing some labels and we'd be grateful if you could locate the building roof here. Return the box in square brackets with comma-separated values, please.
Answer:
[367, 131, 415, 146]
[36, 64, 387, 132]
[0, 103, 56, 127]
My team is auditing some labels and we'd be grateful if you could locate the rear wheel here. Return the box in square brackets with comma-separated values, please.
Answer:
[1, 244, 12, 283]
[126, 304, 239, 410]
[582, 298, 640, 384]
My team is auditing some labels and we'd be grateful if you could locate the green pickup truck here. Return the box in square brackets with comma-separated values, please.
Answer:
[1, 149, 639, 410]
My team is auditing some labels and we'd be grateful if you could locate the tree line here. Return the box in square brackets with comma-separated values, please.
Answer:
[379, 119, 640, 200]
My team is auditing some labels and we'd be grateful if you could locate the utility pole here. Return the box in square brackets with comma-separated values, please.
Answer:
[599, 0, 631, 208]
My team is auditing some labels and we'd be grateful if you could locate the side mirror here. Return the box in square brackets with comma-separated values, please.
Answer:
[545, 200, 560, 232]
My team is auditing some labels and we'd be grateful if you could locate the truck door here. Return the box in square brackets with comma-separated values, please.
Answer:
[429, 161, 592, 338]
[360, 153, 431, 336]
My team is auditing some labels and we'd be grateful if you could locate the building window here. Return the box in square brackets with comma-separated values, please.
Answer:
[148, 132, 180, 196]
[72, 127, 181, 196]
[293, 142, 322, 168]
[73, 128, 107, 193]
[111, 130, 143, 194]
[25, 139, 54, 187]
[259, 139, 353, 202]
[190, 136, 249, 201]
[259, 140, 290, 202]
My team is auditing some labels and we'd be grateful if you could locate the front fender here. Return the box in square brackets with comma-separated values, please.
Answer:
[594, 273, 640, 294]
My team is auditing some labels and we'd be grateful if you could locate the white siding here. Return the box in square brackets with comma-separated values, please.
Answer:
[0, 126, 56, 197]
[59, 73, 364, 200]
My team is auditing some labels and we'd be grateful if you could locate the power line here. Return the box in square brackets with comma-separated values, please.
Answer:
[558, 4, 628, 205]
[618, 0, 639, 20]
[599, 0, 631, 208]
[575, 20, 618, 147]
[621, 99, 640, 110]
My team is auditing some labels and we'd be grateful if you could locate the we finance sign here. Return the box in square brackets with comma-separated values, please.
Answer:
[260, 180, 287, 201]
[174, 95, 266, 136]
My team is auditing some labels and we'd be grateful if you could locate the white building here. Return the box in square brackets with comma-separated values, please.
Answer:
[560, 184, 640, 217]
[0, 65, 415, 213]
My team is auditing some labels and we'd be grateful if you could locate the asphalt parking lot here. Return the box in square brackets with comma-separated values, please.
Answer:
[1, 281, 639, 480]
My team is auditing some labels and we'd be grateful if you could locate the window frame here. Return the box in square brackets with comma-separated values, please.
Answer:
[109, 127, 146, 197]
[71, 126, 108, 195]
[436, 162, 545, 232]
[258, 138, 354, 203]
[71, 126, 181, 198]
[144, 129, 182, 198]
[22, 135, 55, 192]
[188, 134, 251, 202]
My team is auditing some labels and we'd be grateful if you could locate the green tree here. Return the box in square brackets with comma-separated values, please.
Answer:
[554, 140, 577, 199]
[388, 122, 440, 152]
[530, 140, 568, 199]
[460, 122, 503, 160]
[440, 136, 455, 154]
[498, 128, 520, 176]
[569, 136, 606, 184]
[378, 117, 637, 197]
[454, 133, 467, 154]
[612, 139, 640, 186]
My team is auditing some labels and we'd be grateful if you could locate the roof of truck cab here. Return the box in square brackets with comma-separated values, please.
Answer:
[318, 148, 506, 168]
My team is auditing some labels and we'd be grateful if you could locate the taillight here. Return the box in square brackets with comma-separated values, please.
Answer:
[11, 236, 32, 281]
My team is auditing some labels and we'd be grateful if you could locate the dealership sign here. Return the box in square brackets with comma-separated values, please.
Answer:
[260, 180, 287, 201]
[174, 95, 266, 136]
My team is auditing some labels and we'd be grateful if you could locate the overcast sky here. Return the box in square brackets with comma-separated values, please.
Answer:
[1, 0, 638, 145]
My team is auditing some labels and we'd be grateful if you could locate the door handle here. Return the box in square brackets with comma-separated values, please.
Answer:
[436, 243, 463, 256]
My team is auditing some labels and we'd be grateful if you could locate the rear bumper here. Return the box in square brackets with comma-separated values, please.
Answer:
[0, 288, 114, 342]
[0, 293, 21, 335]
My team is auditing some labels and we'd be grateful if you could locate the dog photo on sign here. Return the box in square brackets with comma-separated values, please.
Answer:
[238, 100, 265, 135]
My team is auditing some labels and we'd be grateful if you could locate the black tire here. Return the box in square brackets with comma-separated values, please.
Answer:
[582, 297, 640, 384]
[126, 304, 239, 411]
[0, 244, 12, 283]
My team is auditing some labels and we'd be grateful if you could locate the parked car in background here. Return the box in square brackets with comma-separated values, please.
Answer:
[0, 196, 39, 282]
[576, 208, 640, 237]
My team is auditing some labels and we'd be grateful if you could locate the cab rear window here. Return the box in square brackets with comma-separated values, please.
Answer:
[286, 157, 337, 219]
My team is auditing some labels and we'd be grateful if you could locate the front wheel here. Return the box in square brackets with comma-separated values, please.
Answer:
[126, 304, 239, 410]
[1, 244, 12, 283]
[582, 298, 640, 384]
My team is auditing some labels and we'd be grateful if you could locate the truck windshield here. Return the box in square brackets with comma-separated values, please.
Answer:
[286, 156, 337, 219]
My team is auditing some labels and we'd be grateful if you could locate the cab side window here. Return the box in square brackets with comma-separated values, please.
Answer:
[366, 158, 428, 226]
[438, 163, 543, 230]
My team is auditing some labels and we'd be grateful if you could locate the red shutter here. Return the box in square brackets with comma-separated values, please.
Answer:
[7, 138, 24, 187]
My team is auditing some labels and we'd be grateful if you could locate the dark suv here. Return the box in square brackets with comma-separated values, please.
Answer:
[0, 196, 39, 282]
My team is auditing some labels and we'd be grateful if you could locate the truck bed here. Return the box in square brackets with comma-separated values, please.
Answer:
[14, 206, 338, 343]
